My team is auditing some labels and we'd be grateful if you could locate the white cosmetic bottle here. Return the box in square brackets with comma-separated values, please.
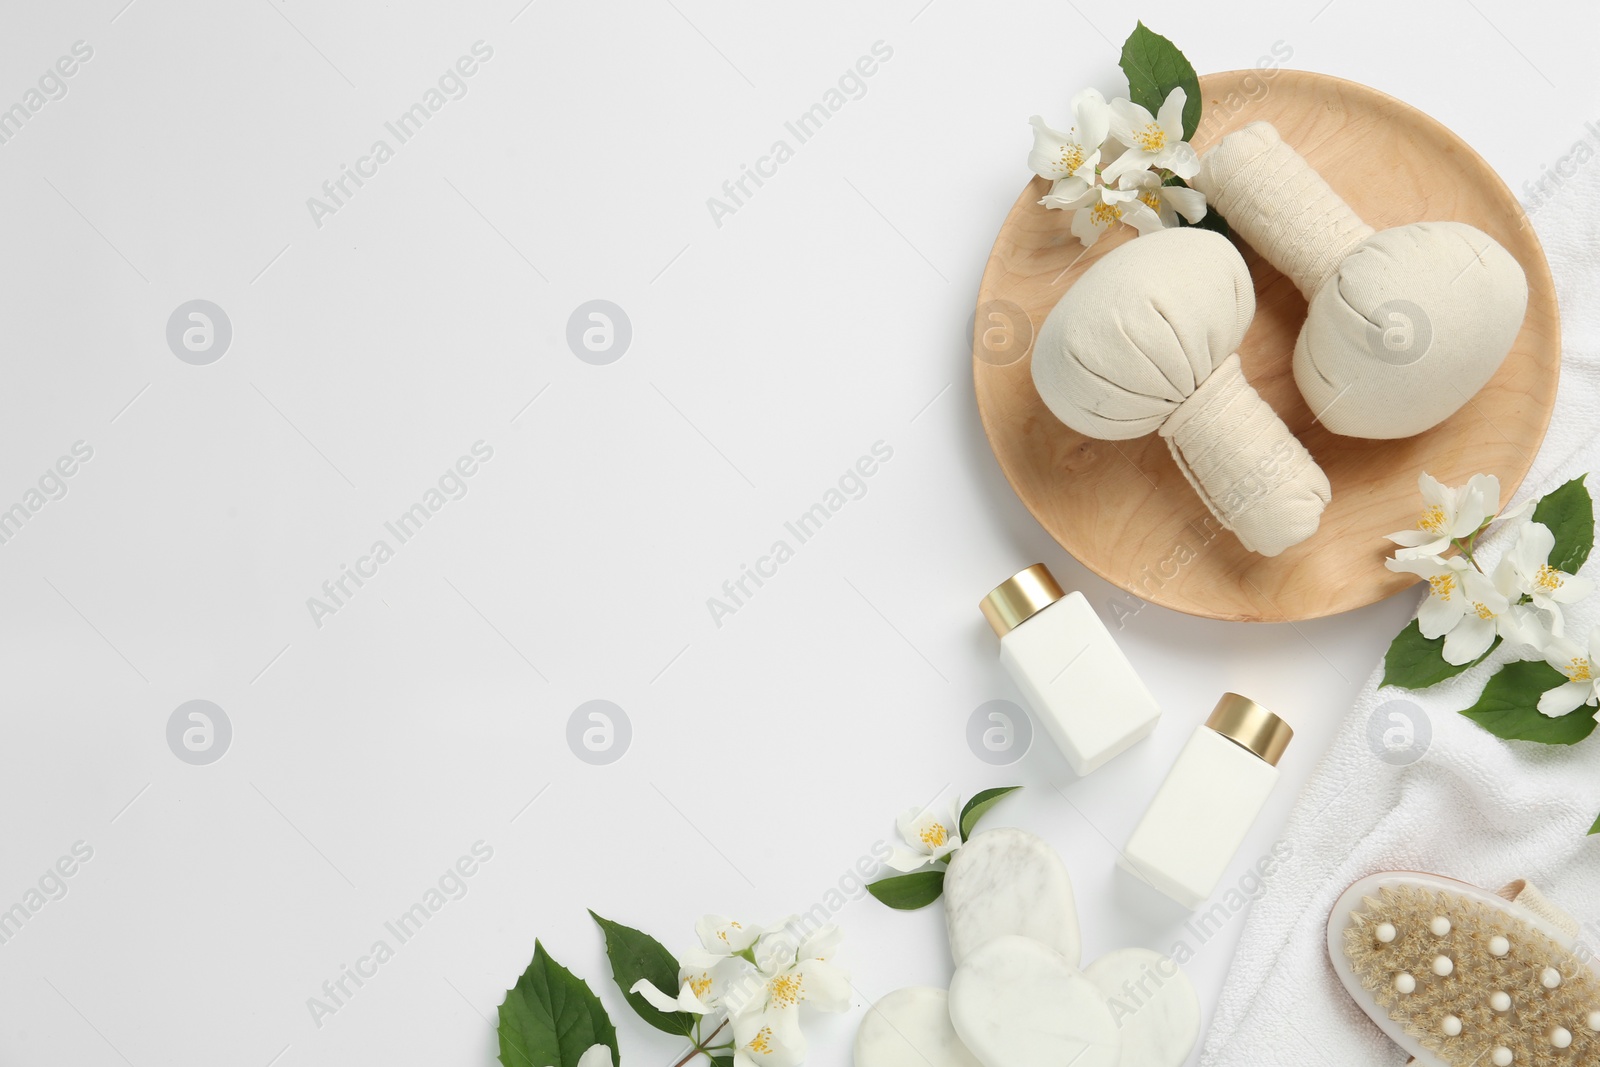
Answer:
[1120, 694, 1293, 909]
[979, 564, 1161, 776]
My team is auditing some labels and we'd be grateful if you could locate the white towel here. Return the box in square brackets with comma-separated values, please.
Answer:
[1199, 165, 1600, 1064]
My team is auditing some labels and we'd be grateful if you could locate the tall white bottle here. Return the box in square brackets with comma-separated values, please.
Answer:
[980, 564, 1161, 776]
[1120, 693, 1294, 909]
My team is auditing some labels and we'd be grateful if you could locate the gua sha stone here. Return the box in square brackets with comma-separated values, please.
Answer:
[944, 827, 1081, 966]
[1031, 227, 1331, 557]
[1085, 948, 1200, 1067]
[948, 935, 1120, 1067]
[853, 987, 983, 1067]
[1192, 121, 1528, 440]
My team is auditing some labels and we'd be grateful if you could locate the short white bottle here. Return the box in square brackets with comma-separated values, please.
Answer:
[1120, 694, 1293, 909]
[979, 564, 1161, 776]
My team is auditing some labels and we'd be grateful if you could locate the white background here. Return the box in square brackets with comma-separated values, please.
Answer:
[0, 1, 1595, 1065]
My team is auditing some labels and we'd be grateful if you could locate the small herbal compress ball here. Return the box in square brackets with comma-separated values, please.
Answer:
[1031, 227, 1331, 557]
[1193, 121, 1528, 440]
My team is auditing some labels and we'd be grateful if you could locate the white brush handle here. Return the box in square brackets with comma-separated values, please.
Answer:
[1192, 122, 1375, 301]
[1159, 354, 1330, 557]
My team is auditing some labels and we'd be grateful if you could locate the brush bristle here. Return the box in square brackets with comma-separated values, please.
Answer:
[1343, 885, 1598, 1065]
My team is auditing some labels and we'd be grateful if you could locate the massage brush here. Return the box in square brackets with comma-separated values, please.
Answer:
[1032, 226, 1331, 557]
[1329, 871, 1600, 1065]
[1192, 121, 1529, 440]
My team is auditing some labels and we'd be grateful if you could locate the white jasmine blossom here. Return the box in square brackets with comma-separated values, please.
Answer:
[632, 916, 764, 1014]
[1386, 473, 1507, 559]
[1386, 553, 1509, 665]
[1102, 88, 1200, 183]
[1494, 520, 1593, 637]
[885, 799, 963, 871]
[1116, 168, 1207, 227]
[1067, 184, 1164, 248]
[1537, 626, 1600, 717]
[1027, 88, 1110, 202]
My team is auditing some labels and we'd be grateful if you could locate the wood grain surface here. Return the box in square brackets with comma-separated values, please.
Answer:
[972, 69, 1560, 622]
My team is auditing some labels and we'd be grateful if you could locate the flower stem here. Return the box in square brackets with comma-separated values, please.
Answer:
[670, 1018, 731, 1067]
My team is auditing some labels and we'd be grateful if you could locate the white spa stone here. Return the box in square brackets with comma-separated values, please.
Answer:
[1490, 935, 1511, 957]
[948, 935, 1119, 1067]
[1552, 1026, 1573, 1049]
[1491, 1046, 1513, 1066]
[1430, 916, 1451, 936]
[944, 827, 1081, 967]
[853, 987, 983, 1067]
[1442, 1015, 1463, 1037]
[1432, 955, 1454, 977]
[1376, 923, 1397, 944]
[1542, 967, 1562, 989]
[1395, 973, 1417, 995]
[1491, 991, 1512, 1012]
[1084, 948, 1200, 1067]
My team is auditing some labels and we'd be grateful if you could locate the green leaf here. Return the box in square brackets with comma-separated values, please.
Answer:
[1382, 620, 1498, 689]
[958, 786, 1021, 839]
[1460, 660, 1597, 745]
[1531, 475, 1594, 576]
[590, 910, 695, 1038]
[498, 941, 619, 1067]
[1589, 810, 1600, 836]
[1119, 22, 1202, 140]
[866, 869, 945, 910]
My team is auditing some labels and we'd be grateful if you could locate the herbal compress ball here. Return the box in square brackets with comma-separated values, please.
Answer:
[1193, 121, 1529, 440]
[1032, 227, 1331, 557]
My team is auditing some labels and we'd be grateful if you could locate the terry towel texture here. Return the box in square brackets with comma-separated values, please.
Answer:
[1199, 167, 1600, 1064]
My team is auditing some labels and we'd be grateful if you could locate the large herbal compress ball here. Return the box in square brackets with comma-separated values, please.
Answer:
[1193, 121, 1529, 440]
[1032, 227, 1331, 557]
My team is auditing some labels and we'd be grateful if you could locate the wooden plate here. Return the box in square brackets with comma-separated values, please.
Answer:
[972, 69, 1560, 622]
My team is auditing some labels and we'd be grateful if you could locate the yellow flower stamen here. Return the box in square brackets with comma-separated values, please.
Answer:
[919, 822, 948, 849]
[1140, 192, 1162, 212]
[1090, 201, 1123, 226]
[687, 973, 712, 998]
[1134, 123, 1166, 152]
[1568, 657, 1592, 684]
[1058, 144, 1085, 174]
[1428, 574, 1456, 600]
[1474, 602, 1496, 620]
[769, 973, 806, 1008]
[1417, 504, 1447, 534]
[1535, 564, 1564, 593]
[746, 1026, 775, 1055]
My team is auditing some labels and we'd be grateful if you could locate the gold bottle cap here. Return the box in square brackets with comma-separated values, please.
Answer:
[980, 564, 1066, 638]
[1206, 693, 1293, 767]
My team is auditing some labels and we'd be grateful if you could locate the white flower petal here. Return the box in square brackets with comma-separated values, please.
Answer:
[1538, 680, 1593, 717]
[1417, 589, 1463, 639]
[1517, 521, 1557, 574]
[631, 979, 689, 1013]
[1162, 183, 1207, 223]
[1443, 614, 1496, 665]
[1070, 87, 1110, 152]
[1159, 140, 1201, 180]
[1553, 573, 1592, 603]
[576, 1044, 614, 1067]
[1038, 175, 1095, 211]
[1156, 87, 1187, 141]
[1106, 97, 1151, 148]
[1100, 148, 1155, 185]
[884, 846, 932, 872]
[1026, 115, 1074, 180]
[1121, 199, 1165, 235]
[1070, 206, 1106, 248]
